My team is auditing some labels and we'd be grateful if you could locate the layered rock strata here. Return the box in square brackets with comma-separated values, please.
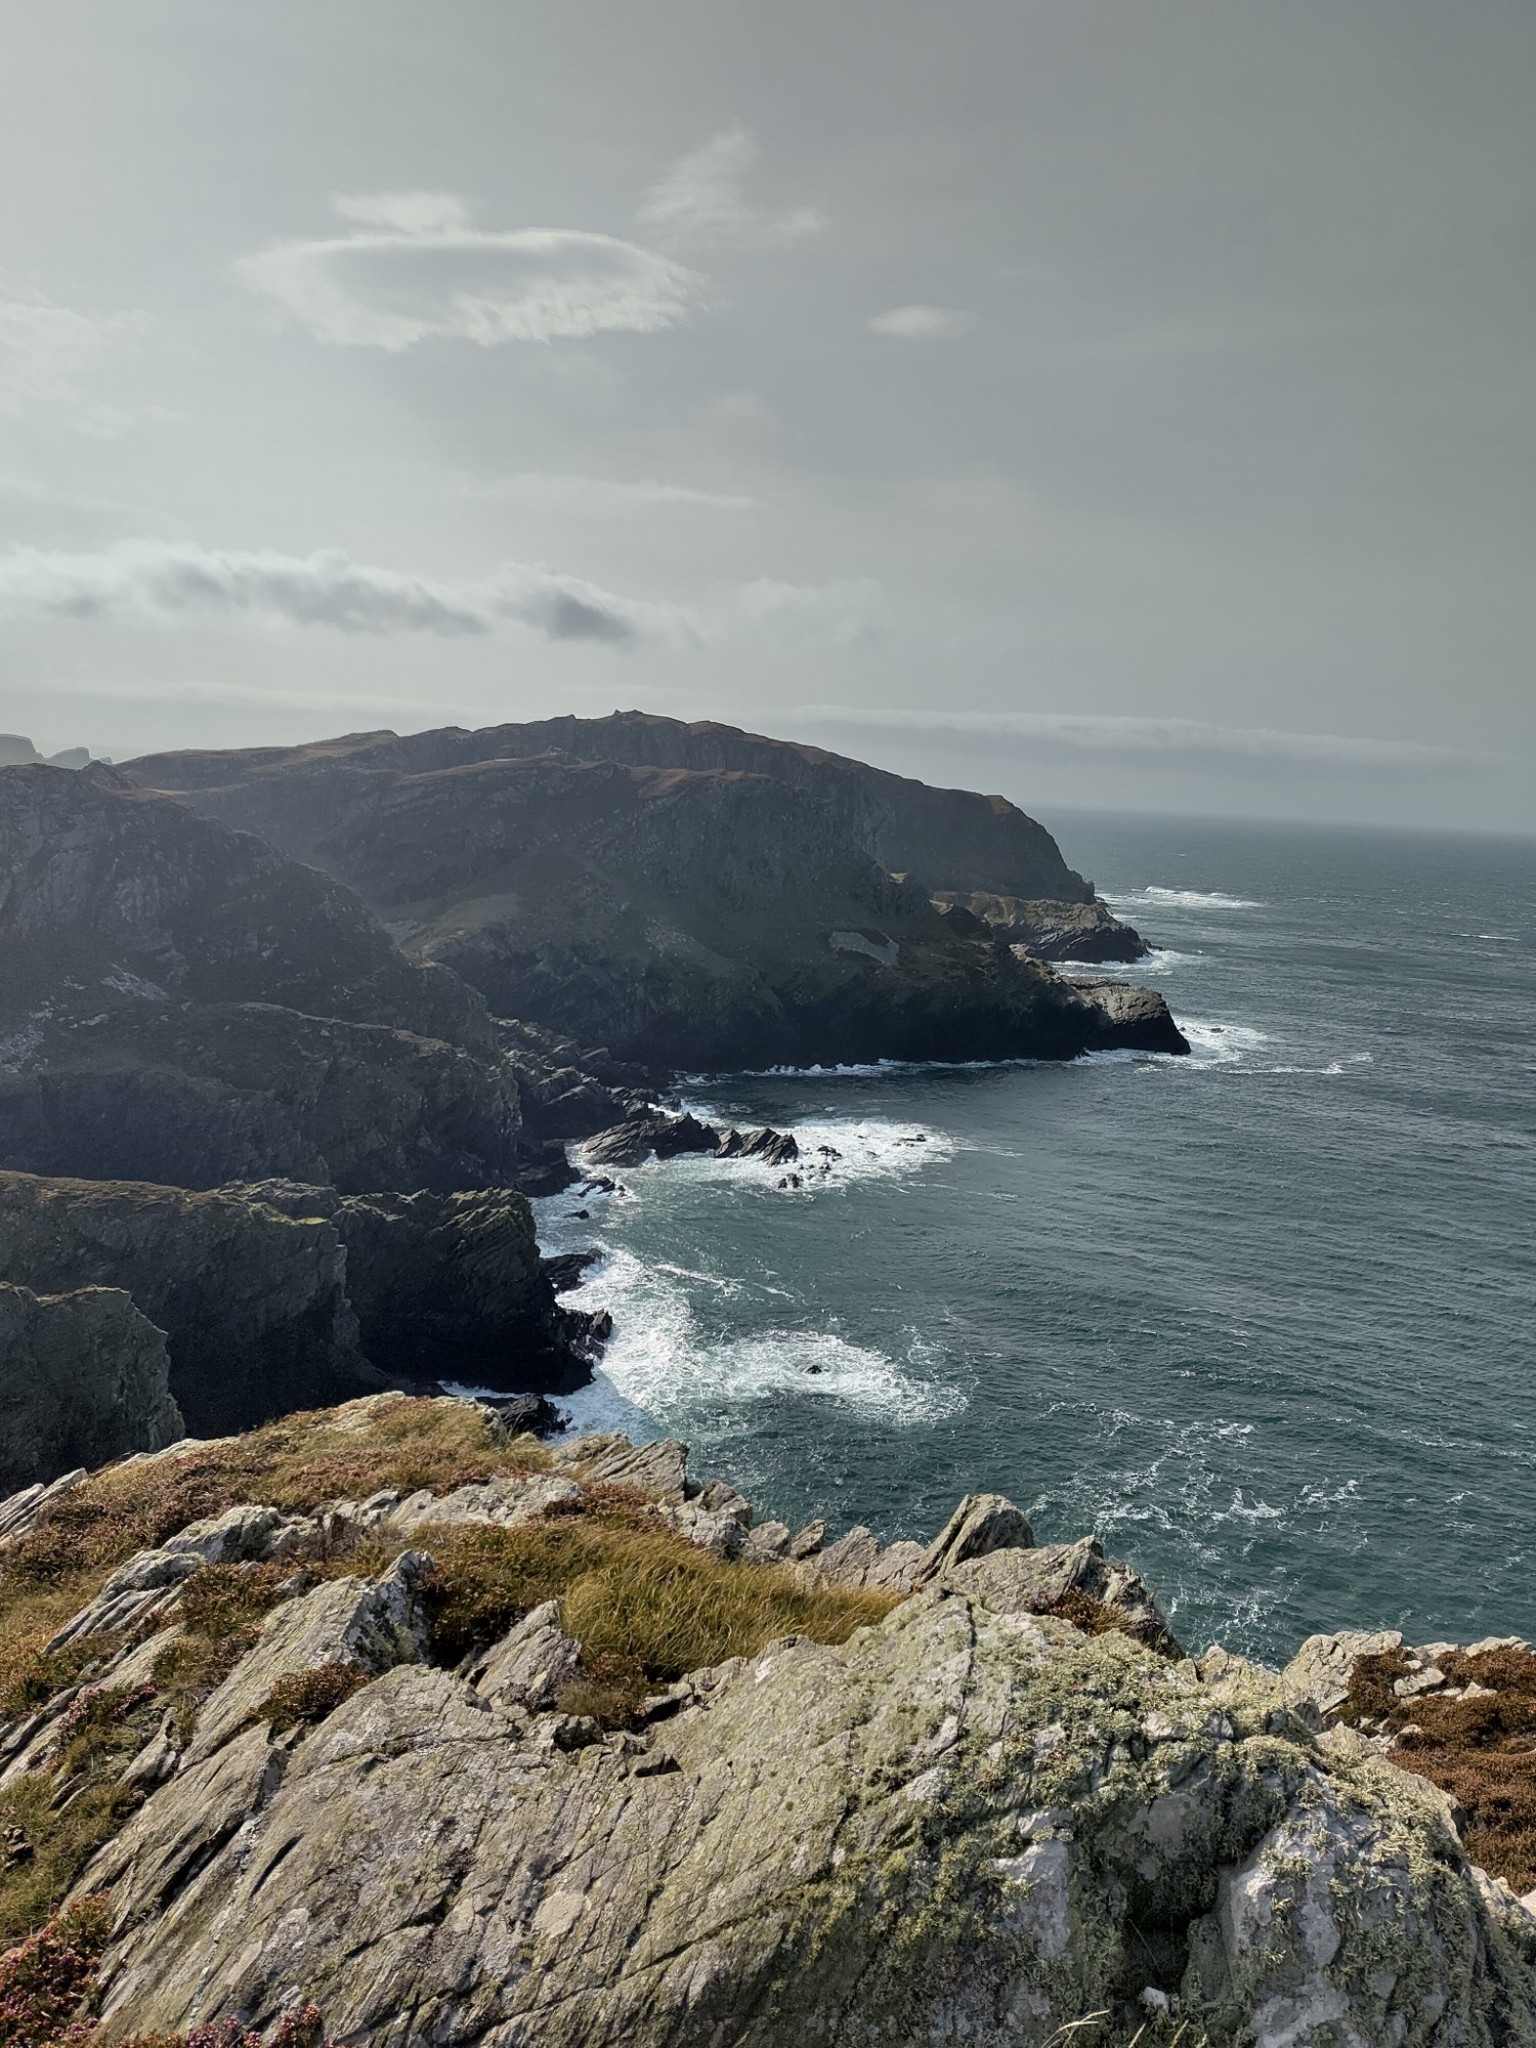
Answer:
[934, 890, 1149, 963]
[0, 1408, 1525, 2045]
[0, 1282, 183, 1491]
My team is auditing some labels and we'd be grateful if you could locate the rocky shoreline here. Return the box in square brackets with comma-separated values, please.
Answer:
[1, 1394, 1534, 2045]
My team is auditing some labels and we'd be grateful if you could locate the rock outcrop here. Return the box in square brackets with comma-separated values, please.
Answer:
[243, 1180, 602, 1394]
[0, 1172, 596, 1448]
[935, 889, 1149, 962]
[0, 1282, 183, 1491]
[0, 764, 523, 1192]
[0, 1399, 1533, 2043]
[0, 1171, 371, 1438]
[118, 731, 1185, 1071]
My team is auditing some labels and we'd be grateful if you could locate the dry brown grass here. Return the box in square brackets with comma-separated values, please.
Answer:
[1349, 1645, 1536, 1890]
[0, 1398, 545, 1717]
[418, 1498, 897, 1725]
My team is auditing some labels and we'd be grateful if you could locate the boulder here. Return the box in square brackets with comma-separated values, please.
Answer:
[0, 1282, 183, 1490]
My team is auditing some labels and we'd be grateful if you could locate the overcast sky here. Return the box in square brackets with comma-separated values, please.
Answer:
[1, 0, 1532, 831]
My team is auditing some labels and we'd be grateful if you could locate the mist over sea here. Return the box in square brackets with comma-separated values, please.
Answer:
[538, 812, 1536, 1663]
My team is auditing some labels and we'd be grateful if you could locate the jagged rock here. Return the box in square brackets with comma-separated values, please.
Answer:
[0, 1282, 183, 1490]
[78, 1588, 1536, 2046]
[119, 724, 1187, 1071]
[548, 1433, 692, 1502]
[241, 1181, 595, 1395]
[715, 1128, 800, 1166]
[1280, 1628, 1406, 1724]
[945, 1535, 1182, 1656]
[541, 1249, 600, 1293]
[916, 1491, 1036, 1580]
[470, 1602, 583, 1712]
[584, 1111, 722, 1168]
[0, 1466, 87, 1549]
[0, 1170, 373, 1436]
[0, 763, 524, 1192]
[183, 1552, 430, 1765]
[935, 890, 1149, 962]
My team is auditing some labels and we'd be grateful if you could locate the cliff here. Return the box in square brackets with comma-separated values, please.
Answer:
[0, 765, 524, 1192]
[124, 710, 1093, 903]
[117, 734, 1184, 1069]
[0, 1284, 183, 1493]
[0, 1172, 593, 1445]
[1, 1396, 1534, 2045]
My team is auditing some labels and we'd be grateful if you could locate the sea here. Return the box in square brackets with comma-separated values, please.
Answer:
[534, 812, 1536, 1666]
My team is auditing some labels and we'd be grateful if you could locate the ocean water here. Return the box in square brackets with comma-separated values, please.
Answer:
[538, 813, 1536, 1665]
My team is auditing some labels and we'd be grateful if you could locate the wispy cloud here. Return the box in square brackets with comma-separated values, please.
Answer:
[460, 472, 758, 512]
[0, 540, 884, 656]
[0, 540, 688, 645]
[233, 194, 701, 350]
[0, 289, 151, 419]
[638, 130, 827, 246]
[794, 706, 1479, 777]
[866, 305, 976, 340]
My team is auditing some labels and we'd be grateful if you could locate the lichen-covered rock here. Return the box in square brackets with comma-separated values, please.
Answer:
[79, 1587, 1536, 2046]
[0, 1281, 183, 1490]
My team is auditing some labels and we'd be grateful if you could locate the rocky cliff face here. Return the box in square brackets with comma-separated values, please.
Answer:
[0, 1283, 183, 1492]
[934, 890, 1149, 963]
[0, 765, 524, 1192]
[1, 1397, 1532, 2047]
[0, 1173, 594, 1449]
[0, 1172, 371, 1438]
[125, 710, 1094, 903]
[118, 735, 1186, 1069]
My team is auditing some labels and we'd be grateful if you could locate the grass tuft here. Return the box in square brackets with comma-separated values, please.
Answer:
[418, 1501, 897, 1726]
[255, 1664, 367, 1735]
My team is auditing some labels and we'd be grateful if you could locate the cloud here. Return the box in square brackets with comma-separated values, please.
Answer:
[720, 577, 884, 650]
[637, 130, 827, 246]
[0, 540, 691, 645]
[866, 305, 976, 340]
[793, 706, 1480, 778]
[461, 472, 758, 512]
[233, 195, 701, 350]
[0, 290, 151, 416]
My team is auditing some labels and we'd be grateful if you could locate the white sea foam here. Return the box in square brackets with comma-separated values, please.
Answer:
[1058, 947, 1194, 975]
[1110, 886, 1265, 911]
[551, 1243, 963, 1437]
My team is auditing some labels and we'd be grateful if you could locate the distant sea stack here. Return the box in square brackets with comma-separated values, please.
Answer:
[116, 714, 1180, 1070]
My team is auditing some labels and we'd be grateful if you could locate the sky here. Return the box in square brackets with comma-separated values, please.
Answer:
[1, 0, 1532, 832]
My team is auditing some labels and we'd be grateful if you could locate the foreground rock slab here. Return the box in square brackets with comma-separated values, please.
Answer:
[83, 1586, 1536, 2046]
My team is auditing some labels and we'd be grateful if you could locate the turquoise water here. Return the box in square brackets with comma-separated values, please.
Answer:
[540, 813, 1536, 1663]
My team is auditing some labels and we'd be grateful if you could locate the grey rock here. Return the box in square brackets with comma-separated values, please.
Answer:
[81, 1591, 1536, 2046]
[0, 1282, 183, 1490]
[916, 1491, 1036, 1581]
[944, 1535, 1181, 1656]
[470, 1603, 583, 1712]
